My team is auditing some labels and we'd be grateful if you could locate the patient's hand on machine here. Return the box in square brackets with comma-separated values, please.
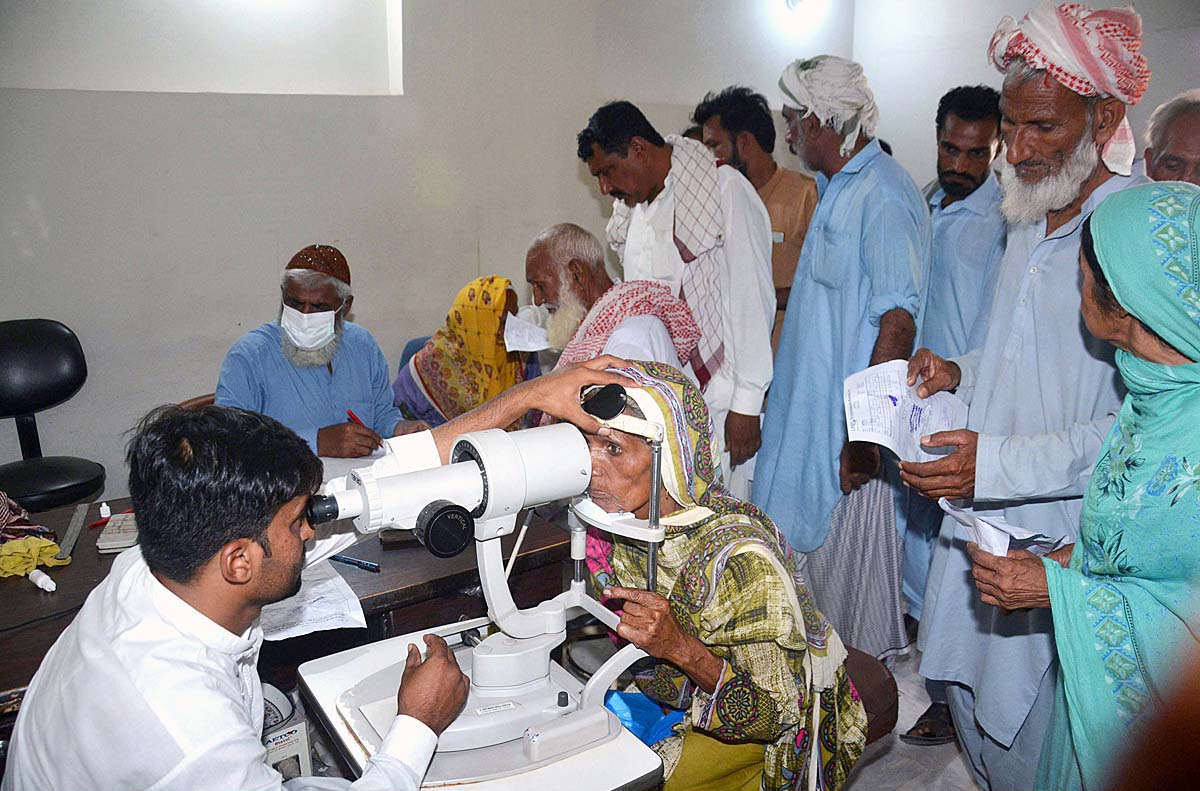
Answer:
[604, 586, 725, 695]
[396, 634, 471, 735]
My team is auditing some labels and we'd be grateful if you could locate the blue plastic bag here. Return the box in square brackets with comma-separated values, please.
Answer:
[604, 690, 685, 746]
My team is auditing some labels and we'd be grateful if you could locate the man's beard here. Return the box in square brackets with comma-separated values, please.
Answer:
[725, 146, 747, 177]
[280, 308, 344, 367]
[998, 129, 1100, 224]
[938, 167, 985, 200]
[546, 285, 590, 351]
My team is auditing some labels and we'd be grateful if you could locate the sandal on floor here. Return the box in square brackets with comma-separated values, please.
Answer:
[898, 701, 957, 746]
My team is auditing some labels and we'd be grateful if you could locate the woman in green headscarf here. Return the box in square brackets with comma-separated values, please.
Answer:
[963, 182, 1200, 790]
[583, 360, 867, 791]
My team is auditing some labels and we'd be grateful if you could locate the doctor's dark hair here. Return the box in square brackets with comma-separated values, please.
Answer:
[691, 86, 777, 154]
[577, 101, 665, 161]
[126, 405, 322, 582]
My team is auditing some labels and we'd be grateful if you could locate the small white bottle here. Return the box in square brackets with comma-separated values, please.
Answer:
[29, 569, 56, 592]
[99, 501, 112, 519]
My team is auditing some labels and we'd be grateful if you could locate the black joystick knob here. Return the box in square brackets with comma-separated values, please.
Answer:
[414, 500, 474, 559]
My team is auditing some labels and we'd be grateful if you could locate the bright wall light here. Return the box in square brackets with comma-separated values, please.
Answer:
[765, 0, 833, 43]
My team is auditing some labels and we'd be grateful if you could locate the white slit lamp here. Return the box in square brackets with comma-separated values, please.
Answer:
[298, 384, 667, 788]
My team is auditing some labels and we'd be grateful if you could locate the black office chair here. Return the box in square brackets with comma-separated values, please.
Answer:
[0, 319, 105, 512]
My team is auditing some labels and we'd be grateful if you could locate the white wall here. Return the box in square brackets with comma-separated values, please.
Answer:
[2, 0, 1198, 500]
[0, 0, 401, 95]
[853, 0, 1200, 181]
[0, 0, 607, 498]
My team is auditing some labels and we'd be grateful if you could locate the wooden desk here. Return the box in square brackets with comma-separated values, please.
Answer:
[0, 500, 569, 697]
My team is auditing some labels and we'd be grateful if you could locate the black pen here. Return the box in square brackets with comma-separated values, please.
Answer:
[329, 554, 381, 573]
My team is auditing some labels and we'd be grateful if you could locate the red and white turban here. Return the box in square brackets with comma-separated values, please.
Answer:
[989, 1, 1151, 174]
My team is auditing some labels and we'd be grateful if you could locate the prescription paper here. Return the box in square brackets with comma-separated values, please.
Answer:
[843, 360, 968, 463]
[261, 559, 367, 641]
[938, 498, 1071, 557]
[503, 310, 551, 352]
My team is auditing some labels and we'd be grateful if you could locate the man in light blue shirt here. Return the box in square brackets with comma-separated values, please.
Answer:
[900, 6, 1150, 783]
[900, 85, 1006, 748]
[217, 245, 419, 457]
[753, 55, 927, 660]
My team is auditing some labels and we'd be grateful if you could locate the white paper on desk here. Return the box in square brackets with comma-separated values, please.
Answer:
[938, 498, 1071, 557]
[260, 559, 367, 641]
[320, 448, 385, 486]
[503, 310, 551, 352]
[843, 360, 968, 462]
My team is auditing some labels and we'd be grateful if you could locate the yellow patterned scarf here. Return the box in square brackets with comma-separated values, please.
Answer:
[413, 276, 523, 420]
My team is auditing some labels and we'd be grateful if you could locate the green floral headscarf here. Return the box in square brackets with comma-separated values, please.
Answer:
[1091, 181, 1200, 361]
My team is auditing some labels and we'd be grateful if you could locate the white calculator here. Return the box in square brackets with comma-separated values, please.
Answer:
[97, 512, 139, 554]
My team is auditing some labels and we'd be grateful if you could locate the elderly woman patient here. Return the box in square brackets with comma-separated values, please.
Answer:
[581, 361, 867, 791]
[965, 182, 1200, 790]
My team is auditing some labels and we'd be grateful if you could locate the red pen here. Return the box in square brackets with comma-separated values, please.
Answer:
[346, 409, 366, 427]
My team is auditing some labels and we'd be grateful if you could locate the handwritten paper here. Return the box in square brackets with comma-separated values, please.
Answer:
[503, 310, 551, 352]
[843, 360, 968, 462]
[938, 498, 1071, 557]
[261, 558, 367, 641]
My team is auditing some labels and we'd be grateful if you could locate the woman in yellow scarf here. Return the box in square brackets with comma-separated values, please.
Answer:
[393, 276, 525, 427]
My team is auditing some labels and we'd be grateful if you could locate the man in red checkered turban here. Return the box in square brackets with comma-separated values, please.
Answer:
[989, 1, 1150, 176]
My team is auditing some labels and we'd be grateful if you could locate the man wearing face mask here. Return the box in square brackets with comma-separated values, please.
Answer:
[216, 245, 423, 457]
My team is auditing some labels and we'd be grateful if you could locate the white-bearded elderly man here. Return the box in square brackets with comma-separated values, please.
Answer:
[898, 2, 1152, 788]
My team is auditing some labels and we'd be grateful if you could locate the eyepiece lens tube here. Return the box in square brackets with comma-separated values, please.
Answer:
[306, 494, 341, 526]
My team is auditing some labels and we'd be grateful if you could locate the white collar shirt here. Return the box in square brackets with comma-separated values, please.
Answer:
[3, 547, 434, 791]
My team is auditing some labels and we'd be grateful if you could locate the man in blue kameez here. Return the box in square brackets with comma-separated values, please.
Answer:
[752, 55, 929, 662]
[900, 85, 1006, 747]
[899, 3, 1151, 787]
[216, 244, 425, 458]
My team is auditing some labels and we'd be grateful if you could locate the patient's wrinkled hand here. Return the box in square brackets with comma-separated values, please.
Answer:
[396, 634, 470, 735]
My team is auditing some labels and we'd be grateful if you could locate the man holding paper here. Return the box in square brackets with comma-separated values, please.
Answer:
[898, 3, 1149, 787]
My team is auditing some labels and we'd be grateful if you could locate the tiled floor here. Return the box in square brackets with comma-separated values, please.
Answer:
[843, 650, 980, 791]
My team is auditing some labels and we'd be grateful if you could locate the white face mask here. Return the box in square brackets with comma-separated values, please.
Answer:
[280, 304, 338, 350]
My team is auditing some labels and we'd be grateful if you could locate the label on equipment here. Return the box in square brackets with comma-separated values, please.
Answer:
[475, 701, 516, 716]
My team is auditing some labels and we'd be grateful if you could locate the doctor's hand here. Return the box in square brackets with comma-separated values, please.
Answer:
[396, 634, 470, 735]
[317, 422, 383, 457]
[725, 411, 761, 468]
[527, 355, 631, 432]
[898, 429, 978, 500]
[907, 348, 962, 398]
[967, 543, 1051, 611]
[839, 441, 881, 494]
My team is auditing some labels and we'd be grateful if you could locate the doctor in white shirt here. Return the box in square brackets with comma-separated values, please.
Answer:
[2, 358, 627, 791]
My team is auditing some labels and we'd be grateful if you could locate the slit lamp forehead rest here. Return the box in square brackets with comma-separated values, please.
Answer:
[580, 383, 663, 442]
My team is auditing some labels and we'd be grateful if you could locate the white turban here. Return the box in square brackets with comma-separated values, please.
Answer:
[778, 55, 879, 157]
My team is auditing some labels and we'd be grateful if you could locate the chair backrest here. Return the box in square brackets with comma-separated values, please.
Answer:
[0, 319, 88, 418]
[178, 393, 216, 410]
[399, 335, 431, 372]
[0, 319, 89, 459]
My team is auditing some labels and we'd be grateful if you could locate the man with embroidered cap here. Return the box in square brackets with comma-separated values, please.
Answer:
[752, 54, 929, 663]
[524, 222, 701, 371]
[899, 3, 1151, 787]
[576, 101, 775, 497]
[217, 244, 424, 458]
